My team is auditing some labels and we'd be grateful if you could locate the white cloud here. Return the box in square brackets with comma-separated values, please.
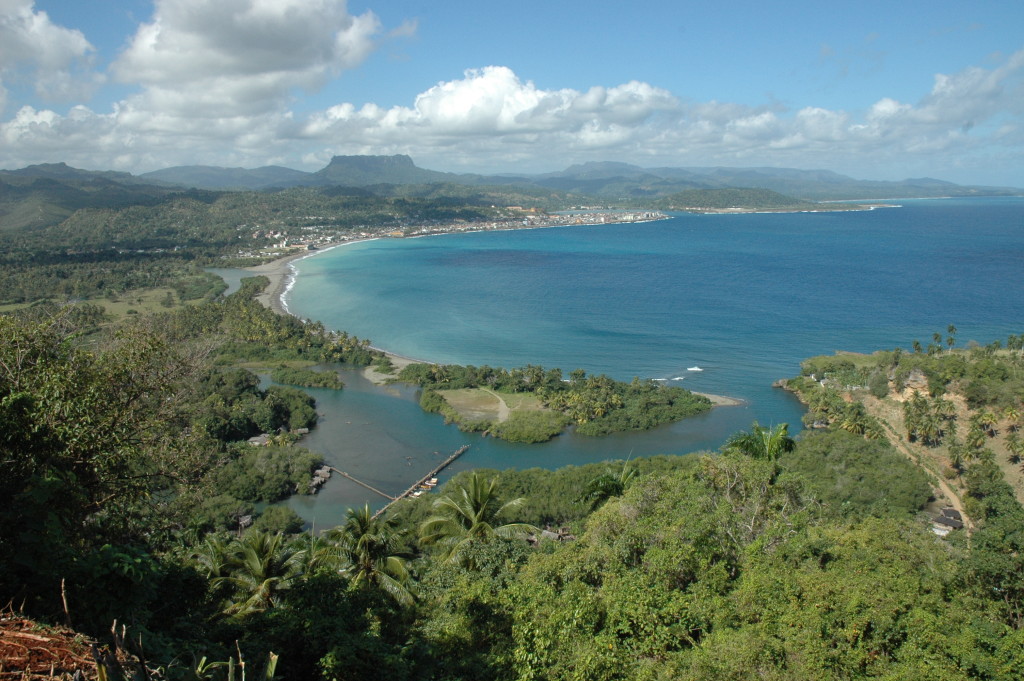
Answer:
[0, 16, 1021, 187]
[0, 0, 99, 112]
[112, 0, 383, 118]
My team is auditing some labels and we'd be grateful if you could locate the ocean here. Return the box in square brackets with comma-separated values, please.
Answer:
[275, 197, 1024, 526]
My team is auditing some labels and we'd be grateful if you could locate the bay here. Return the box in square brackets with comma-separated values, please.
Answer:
[280, 197, 1024, 526]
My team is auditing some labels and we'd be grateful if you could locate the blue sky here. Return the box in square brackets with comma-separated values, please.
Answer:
[1, 0, 1022, 186]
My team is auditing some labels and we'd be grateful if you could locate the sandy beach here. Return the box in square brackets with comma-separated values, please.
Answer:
[244, 250, 312, 315]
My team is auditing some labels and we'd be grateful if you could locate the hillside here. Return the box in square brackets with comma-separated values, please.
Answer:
[57, 156, 1020, 201]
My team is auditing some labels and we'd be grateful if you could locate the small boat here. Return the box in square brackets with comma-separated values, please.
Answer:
[428, 477, 439, 485]
[411, 490, 424, 497]
[687, 366, 703, 372]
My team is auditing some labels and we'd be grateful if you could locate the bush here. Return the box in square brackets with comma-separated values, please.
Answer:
[490, 410, 570, 443]
[252, 505, 305, 534]
[781, 429, 932, 518]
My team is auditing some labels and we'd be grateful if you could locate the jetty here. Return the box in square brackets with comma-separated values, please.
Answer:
[327, 467, 394, 500]
[372, 445, 470, 519]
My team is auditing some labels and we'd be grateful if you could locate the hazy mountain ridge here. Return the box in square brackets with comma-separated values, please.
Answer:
[129, 155, 1021, 200]
[1, 156, 1019, 232]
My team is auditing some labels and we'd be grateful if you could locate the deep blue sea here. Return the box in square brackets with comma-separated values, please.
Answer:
[274, 197, 1024, 526]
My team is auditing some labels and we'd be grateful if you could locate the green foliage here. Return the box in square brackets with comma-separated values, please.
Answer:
[724, 421, 795, 460]
[324, 505, 413, 606]
[216, 444, 322, 503]
[193, 370, 317, 443]
[0, 312, 212, 624]
[251, 506, 305, 535]
[420, 472, 539, 568]
[401, 363, 712, 438]
[782, 429, 933, 518]
[489, 410, 570, 443]
[269, 366, 344, 389]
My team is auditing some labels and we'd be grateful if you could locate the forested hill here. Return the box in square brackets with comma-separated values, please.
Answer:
[655, 187, 824, 211]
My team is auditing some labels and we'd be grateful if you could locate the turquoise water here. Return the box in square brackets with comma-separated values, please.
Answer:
[279, 197, 1024, 526]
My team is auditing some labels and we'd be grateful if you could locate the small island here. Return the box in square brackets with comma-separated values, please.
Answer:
[393, 362, 714, 442]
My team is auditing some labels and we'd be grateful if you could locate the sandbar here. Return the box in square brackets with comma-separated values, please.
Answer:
[244, 250, 311, 315]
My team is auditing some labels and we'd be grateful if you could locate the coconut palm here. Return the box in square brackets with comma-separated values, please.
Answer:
[579, 460, 637, 510]
[1004, 404, 1021, 432]
[325, 505, 413, 606]
[420, 472, 538, 567]
[978, 410, 999, 437]
[216, 531, 302, 617]
[1006, 432, 1024, 465]
[724, 422, 795, 461]
[289, 531, 343, 577]
[191, 533, 234, 580]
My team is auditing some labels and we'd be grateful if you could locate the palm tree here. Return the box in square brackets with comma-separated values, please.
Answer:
[1006, 432, 1024, 464]
[325, 505, 413, 606]
[192, 534, 234, 580]
[966, 423, 987, 453]
[1004, 404, 1021, 432]
[216, 531, 302, 617]
[420, 472, 538, 567]
[978, 410, 999, 437]
[289, 531, 343, 577]
[579, 460, 637, 510]
[724, 422, 795, 461]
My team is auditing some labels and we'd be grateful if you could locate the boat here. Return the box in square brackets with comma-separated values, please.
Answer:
[687, 366, 703, 372]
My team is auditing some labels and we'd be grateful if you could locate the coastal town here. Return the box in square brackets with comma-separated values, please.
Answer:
[237, 209, 668, 259]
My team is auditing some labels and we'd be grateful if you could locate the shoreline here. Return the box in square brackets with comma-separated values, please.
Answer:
[245, 231, 745, 408]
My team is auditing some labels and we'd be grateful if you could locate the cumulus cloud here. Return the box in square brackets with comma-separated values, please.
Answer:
[0, 0, 99, 112]
[0, 14, 1021, 185]
[112, 0, 383, 119]
[294, 54, 1023, 175]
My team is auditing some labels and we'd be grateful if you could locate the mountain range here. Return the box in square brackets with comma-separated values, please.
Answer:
[1, 157, 1019, 232]
[136, 155, 1020, 200]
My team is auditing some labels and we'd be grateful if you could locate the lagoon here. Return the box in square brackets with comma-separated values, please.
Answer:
[279, 197, 1024, 526]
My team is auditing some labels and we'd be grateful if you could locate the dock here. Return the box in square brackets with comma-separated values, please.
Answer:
[327, 467, 394, 500]
[372, 445, 470, 519]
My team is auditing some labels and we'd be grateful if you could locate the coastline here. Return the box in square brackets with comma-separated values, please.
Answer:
[244, 250, 310, 315]
[245, 233, 745, 408]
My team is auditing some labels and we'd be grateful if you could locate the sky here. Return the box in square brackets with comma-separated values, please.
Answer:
[1, 0, 1022, 186]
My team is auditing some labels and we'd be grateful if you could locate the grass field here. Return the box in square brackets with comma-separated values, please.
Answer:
[438, 388, 546, 423]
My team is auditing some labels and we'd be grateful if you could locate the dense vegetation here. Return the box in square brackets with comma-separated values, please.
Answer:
[6, 305, 1024, 680]
[270, 366, 345, 390]
[398, 362, 712, 441]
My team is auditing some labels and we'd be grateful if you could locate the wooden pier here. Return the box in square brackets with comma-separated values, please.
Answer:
[327, 467, 394, 500]
[372, 445, 470, 519]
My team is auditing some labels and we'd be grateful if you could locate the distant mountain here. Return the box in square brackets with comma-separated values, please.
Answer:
[0, 158, 1018, 234]
[120, 156, 1024, 200]
[7, 162, 171, 187]
[312, 154, 529, 188]
[663, 167, 1014, 201]
[0, 164, 178, 231]
[314, 154, 453, 185]
[655, 188, 820, 211]
[141, 165, 313, 190]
